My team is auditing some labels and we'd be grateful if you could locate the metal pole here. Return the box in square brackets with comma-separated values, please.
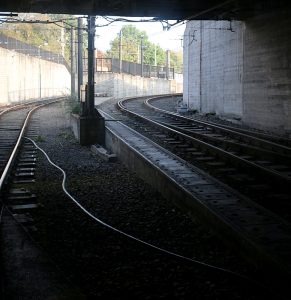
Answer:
[61, 22, 65, 57]
[154, 44, 157, 66]
[70, 27, 75, 99]
[75, 28, 78, 94]
[141, 37, 144, 77]
[38, 46, 41, 100]
[119, 29, 122, 73]
[87, 15, 97, 116]
[166, 49, 170, 80]
[199, 21, 202, 112]
[77, 18, 83, 101]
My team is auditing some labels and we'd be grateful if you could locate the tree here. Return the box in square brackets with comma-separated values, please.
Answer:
[107, 25, 143, 63]
[170, 50, 183, 73]
[106, 24, 184, 73]
[0, 13, 79, 62]
[106, 25, 166, 66]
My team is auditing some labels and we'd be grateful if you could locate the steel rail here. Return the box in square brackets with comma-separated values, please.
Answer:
[0, 99, 63, 192]
[118, 98, 291, 187]
[155, 119, 291, 165]
[0, 97, 67, 117]
[0, 104, 26, 117]
[145, 95, 291, 156]
[204, 121, 291, 147]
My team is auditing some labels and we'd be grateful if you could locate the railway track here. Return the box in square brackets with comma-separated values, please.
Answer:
[115, 95, 291, 222]
[97, 95, 291, 289]
[152, 94, 291, 148]
[0, 96, 289, 298]
[1, 95, 290, 297]
[17, 101, 284, 300]
[0, 98, 65, 224]
[0, 99, 64, 192]
[0, 97, 83, 299]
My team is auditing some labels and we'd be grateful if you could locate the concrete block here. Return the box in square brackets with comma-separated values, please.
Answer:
[71, 113, 105, 146]
[0, 47, 70, 104]
[91, 144, 117, 162]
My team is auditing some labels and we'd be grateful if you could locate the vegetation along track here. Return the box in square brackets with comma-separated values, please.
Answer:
[117, 95, 291, 223]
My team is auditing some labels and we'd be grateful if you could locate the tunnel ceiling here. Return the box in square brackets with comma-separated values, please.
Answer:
[0, 0, 289, 19]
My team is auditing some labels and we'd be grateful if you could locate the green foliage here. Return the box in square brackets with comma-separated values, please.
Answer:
[35, 135, 45, 142]
[106, 25, 167, 65]
[106, 24, 183, 72]
[58, 131, 74, 140]
[170, 50, 183, 73]
[71, 103, 81, 114]
[107, 25, 144, 63]
[205, 112, 216, 116]
[0, 13, 80, 63]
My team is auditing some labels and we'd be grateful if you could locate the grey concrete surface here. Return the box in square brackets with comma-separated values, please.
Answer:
[184, 10, 291, 135]
[0, 47, 70, 104]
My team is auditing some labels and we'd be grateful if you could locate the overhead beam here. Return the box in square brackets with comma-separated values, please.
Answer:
[0, 1, 290, 21]
[0, 0, 279, 20]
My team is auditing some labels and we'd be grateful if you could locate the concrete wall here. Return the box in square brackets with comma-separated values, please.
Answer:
[243, 10, 291, 134]
[91, 72, 182, 98]
[183, 20, 244, 117]
[0, 47, 70, 104]
[184, 11, 291, 135]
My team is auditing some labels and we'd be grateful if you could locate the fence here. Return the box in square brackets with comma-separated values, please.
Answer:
[0, 33, 70, 71]
[83, 57, 175, 79]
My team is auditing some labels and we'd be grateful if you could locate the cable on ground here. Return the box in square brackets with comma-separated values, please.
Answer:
[24, 136, 288, 299]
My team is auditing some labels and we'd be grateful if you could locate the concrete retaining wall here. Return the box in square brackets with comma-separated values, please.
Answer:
[184, 12, 291, 135]
[91, 72, 182, 98]
[183, 20, 244, 117]
[0, 47, 70, 104]
[243, 10, 291, 134]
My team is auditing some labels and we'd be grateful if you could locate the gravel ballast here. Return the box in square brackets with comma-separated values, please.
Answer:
[25, 100, 276, 299]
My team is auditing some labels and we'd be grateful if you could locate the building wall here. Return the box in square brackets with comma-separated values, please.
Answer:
[0, 47, 70, 104]
[183, 20, 244, 117]
[93, 72, 182, 98]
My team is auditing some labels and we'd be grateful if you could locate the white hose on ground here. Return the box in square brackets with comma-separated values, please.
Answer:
[25, 136, 282, 296]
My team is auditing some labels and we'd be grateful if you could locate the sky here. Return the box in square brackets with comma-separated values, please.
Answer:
[94, 17, 186, 53]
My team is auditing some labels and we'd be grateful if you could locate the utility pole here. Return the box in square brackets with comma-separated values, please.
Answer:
[77, 17, 83, 101]
[137, 45, 140, 63]
[61, 22, 65, 57]
[38, 46, 41, 100]
[75, 15, 104, 146]
[166, 49, 170, 80]
[70, 27, 76, 98]
[154, 44, 157, 66]
[140, 37, 144, 77]
[38, 42, 48, 100]
[119, 29, 122, 73]
[86, 15, 96, 116]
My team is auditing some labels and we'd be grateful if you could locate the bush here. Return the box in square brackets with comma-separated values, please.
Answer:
[71, 103, 81, 114]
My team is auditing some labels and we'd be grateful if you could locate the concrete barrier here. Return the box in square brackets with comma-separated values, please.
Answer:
[0, 47, 70, 104]
[84, 72, 182, 98]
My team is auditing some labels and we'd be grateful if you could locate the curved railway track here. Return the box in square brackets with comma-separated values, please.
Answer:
[98, 94, 291, 283]
[151, 94, 291, 148]
[0, 96, 290, 298]
[96, 97, 291, 289]
[11, 101, 287, 299]
[116, 95, 291, 222]
[0, 98, 64, 193]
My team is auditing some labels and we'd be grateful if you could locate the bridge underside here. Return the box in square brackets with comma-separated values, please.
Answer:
[0, 0, 290, 19]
